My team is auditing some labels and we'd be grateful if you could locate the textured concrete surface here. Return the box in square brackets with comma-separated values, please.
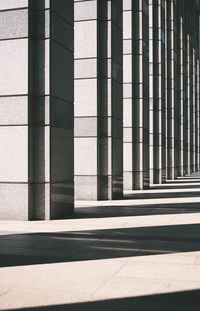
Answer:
[1, 175, 200, 310]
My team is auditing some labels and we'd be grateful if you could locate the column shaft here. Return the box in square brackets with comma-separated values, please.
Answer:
[177, 3, 184, 176]
[149, 0, 166, 184]
[166, 0, 178, 179]
[165, 0, 168, 179]
[0, 0, 74, 220]
[192, 49, 197, 172]
[107, 0, 123, 198]
[123, 0, 133, 190]
[75, 0, 123, 200]
[196, 59, 200, 170]
[186, 34, 192, 174]
[132, 0, 149, 189]
[182, 2, 188, 176]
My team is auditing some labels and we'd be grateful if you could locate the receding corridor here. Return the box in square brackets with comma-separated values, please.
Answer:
[0, 0, 200, 309]
[1, 173, 200, 310]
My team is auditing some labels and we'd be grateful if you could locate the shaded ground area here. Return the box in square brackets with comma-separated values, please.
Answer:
[74, 174, 200, 219]
[1, 174, 200, 310]
[2, 290, 200, 311]
[74, 201, 200, 218]
[0, 222, 200, 267]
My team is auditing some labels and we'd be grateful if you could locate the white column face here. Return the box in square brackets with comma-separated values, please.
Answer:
[123, 0, 133, 190]
[74, 0, 98, 200]
[0, 3, 29, 220]
[166, 0, 178, 180]
[0, 1, 74, 220]
[149, 0, 165, 184]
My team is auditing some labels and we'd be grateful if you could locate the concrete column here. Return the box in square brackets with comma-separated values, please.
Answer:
[182, 0, 199, 176]
[161, 0, 166, 183]
[196, 15, 200, 171]
[195, 55, 199, 171]
[187, 3, 195, 174]
[185, 34, 192, 174]
[166, 0, 178, 180]
[0, 1, 30, 220]
[132, 0, 149, 189]
[192, 49, 197, 172]
[196, 59, 200, 171]
[74, 0, 100, 200]
[75, 0, 123, 200]
[177, 5, 184, 176]
[149, 0, 154, 184]
[189, 42, 194, 173]
[149, 0, 166, 184]
[173, 1, 178, 179]
[165, 0, 168, 179]
[0, 0, 74, 220]
[107, 0, 123, 198]
[123, 0, 133, 190]
[197, 15, 200, 171]
[182, 2, 188, 176]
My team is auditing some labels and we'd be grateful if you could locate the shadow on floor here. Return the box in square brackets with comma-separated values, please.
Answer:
[152, 184, 200, 189]
[164, 178, 200, 183]
[124, 190, 200, 200]
[1, 176, 200, 269]
[1, 223, 200, 267]
[3, 289, 200, 310]
[74, 201, 200, 219]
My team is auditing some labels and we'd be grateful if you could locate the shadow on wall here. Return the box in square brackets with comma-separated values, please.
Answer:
[1, 223, 200, 268]
[3, 290, 200, 310]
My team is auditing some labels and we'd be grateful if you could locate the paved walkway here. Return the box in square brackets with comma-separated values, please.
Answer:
[1, 174, 200, 310]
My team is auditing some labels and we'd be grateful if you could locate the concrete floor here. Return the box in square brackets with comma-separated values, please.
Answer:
[1, 174, 200, 310]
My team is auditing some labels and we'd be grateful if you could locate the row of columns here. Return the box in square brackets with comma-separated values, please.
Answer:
[123, 0, 200, 189]
[0, 0, 199, 220]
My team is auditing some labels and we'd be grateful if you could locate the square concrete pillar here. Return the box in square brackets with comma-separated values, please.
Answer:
[185, 34, 192, 175]
[161, 0, 167, 183]
[166, 0, 178, 180]
[75, 0, 123, 200]
[0, 0, 74, 220]
[177, 5, 185, 176]
[195, 63, 200, 173]
[164, 0, 168, 179]
[192, 49, 197, 172]
[182, 8, 188, 176]
[107, 0, 123, 199]
[196, 59, 200, 171]
[149, 0, 166, 184]
[177, 0, 200, 177]
[189, 43, 194, 173]
[132, 0, 150, 190]
[123, 0, 133, 190]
